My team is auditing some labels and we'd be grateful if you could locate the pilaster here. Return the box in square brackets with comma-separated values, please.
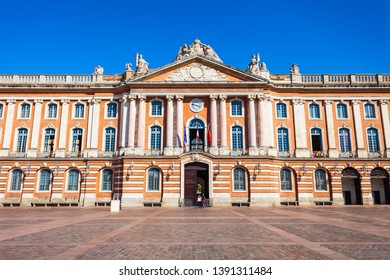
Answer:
[219, 94, 229, 155]
[209, 94, 219, 155]
[164, 95, 174, 155]
[292, 99, 310, 157]
[248, 94, 258, 155]
[0, 99, 16, 157]
[324, 100, 338, 157]
[135, 94, 146, 155]
[379, 100, 390, 157]
[351, 100, 367, 158]
[55, 99, 70, 157]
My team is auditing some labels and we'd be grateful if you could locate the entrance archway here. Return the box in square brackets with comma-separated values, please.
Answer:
[370, 168, 390, 204]
[184, 162, 209, 206]
[341, 168, 362, 205]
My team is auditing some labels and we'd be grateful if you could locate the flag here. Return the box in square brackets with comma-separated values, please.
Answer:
[196, 123, 200, 141]
[183, 125, 188, 148]
[207, 124, 212, 145]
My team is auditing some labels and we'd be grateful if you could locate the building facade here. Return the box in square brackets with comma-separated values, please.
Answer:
[1, 39, 390, 207]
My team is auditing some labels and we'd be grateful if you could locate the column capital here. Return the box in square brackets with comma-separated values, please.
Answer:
[258, 94, 273, 102]
[129, 94, 137, 101]
[176, 94, 184, 101]
[248, 94, 257, 101]
[219, 94, 227, 101]
[209, 94, 218, 101]
[324, 99, 333, 105]
[379, 99, 389, 105]
[119, 96, 128, 103]
[60, 99, 70, 105]
[33, 99, 43, 104]
[137, 94, 146, 101]
[351, 99, 361, 105]
[92, 98, 101, 105]
[166, 94, 175, 101]
[292, 98, 305, 106]
[6, 99, 16, 105]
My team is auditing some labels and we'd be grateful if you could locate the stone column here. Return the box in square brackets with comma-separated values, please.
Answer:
[27, 99, 43, 157]
[293, 99, 310, 157]
[87, 98, 100, 157]
[119, 95, 129, 152]
[258, 94, 276, 156]
[176, 95, 184, 154]
[351, 100, 367, 158]
[0, 99, 16, 157]
[324, 100, 339, 158]
[209, 94, 219, 155]
[55, 99, 70, 157]
[219, 94, 229, 155]
[127, 94, 137, 154]
[86, 99, 94, 150]
[136, 94, 146, 155]
[379, 100, 390, 157]
[248, 94, 258, 155]
[164, 95, 174, 155]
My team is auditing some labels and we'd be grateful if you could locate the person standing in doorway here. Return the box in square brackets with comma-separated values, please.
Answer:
[197, 195, 202, 208]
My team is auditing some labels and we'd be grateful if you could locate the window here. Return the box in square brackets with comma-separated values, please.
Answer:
[276, 103, 287, 118]
[309, 103, 320, 118]
[101, 169, 113, 191]
[20, 103, 30, 118]
[315, 169, 327, 191]
[105, 128, 116, 152]
[67, 169, 79, 191]
[311, 128, 323, 152]
[233, 168, 246, 191]
[150, 126, 162, 150]
[231, 100, 242, 116]
[367, 128, 380, 153]
[0, 103, 3, 118]
[39, 169, 51, 191]
[16, 128, 28, 153]
[72, 128, 83, 152]
[337, 103, 348, 118]
[231, 126, 243, 150]
[147, 168, 160, 191]
[44, 128, 55, 153]
[74, 103, 85, 118]
[47, 104, 57, 118]
[280, 169, 292, 191]
[364, 103, 376, 119]
[151, 100, 162, 116]
[277, 128, 289, 152]
[339, 128, 351, 153]
[10, 169, 23, 191]
[106, 102, 117, 118]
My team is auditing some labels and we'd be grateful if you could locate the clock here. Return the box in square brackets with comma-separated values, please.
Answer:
[190, 98, 204, 112]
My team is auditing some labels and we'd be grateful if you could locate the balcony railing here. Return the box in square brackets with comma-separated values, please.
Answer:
[144, 149, 163, 156]
[368, 151, 384, 158]
[230, 149, 247, 156]
[311, 151, 328, 158]
[65, 151, 84, 158]
[9, 152, 27, 158]
[278, 151, 294, 158]
[339, 151, 356, 158]
[37, 151, 55, 158]
[97, 151, 118, 158]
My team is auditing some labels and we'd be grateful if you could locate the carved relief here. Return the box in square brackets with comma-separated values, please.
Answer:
[174, 39, 222, 62]
[190, 153, 203, 162]
[165, 63, 228, 82]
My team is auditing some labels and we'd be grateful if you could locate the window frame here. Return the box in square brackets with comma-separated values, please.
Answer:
[230, 99, 243, 117]
[364, 103, 376, 119]
[338, 127, 352, 153]
[46, 103, 58, 119]
[314, 169, 328, 191]
[38, 169, 51, 192]
[106, 102, 118, 119]
[19, 102, 31, 119]
[336, 103, 348, 119]
[277, 127, 289, 152]
[0, 102, 4, 118]
[104, 127, 116, 152]
[280, 168, 293, 191]
[67, 169, 80, 192]
[233, 167, 246, 192]
[231, 125, 244, 150]
[309, 103, 321, 119]
[16, 128, 28, 153]
[147, 167, 160, 192]
[367, 127, 380, 153]
[101, 169, 114, 192]
[9, 169, 23, 192]
[73, 103, 85, 119]
[276, 102, 287, 118]
[150, 99, 163, 117]
[149, 125, 162, 151]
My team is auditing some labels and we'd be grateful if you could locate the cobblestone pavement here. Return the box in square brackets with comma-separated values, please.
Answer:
[0, 206, 389, 260]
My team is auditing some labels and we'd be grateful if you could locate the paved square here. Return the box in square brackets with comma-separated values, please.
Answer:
[0, 206, 389, 260]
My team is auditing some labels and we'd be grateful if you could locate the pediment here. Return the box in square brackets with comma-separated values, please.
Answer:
[129, 56, 267, 83]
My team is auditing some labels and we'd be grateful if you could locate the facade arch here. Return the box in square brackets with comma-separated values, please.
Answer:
[341, 167, 362, 205]
[370, 167, 390, 204]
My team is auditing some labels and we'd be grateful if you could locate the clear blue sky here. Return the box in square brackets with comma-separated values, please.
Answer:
[1, 0, 389, 75]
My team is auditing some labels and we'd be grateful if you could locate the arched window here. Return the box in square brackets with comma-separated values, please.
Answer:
[277, 128, 289, 152]
[151, 100, 162, 116]
[16, 128, 28, 153]
[364, 103, 376, 119]
[71, 128, 83, 152]
[106, 102, 117, 118]
[39, 169, 51, 191]
[276, 103, 287, 118]
[280, 168, 292, 191]
[44, 128, 55, 153]
[309, 103, 320, 118]
[231, 125, 243, 150]
[10, 169, 23, 191]
[0, 103, 3, 118]
[47, 103, 57, 118]
[367, 128, 380, 153]
[337, 103, 348, 118]
[20, 103, 30, 118]
[315, 169, 327, 191]
[67, 169, 79, 191]
[101, 169, 113, 191]
[311, 128, 323, 152]
[105, 127, 116, 152]
[339, 128, 351, 153]
[231, 100, 242, 116]
[74, 103, 85, 118]
[233, 167, 246, 191]
[150, 126, 162, 151]
[147, 168, 160, 191]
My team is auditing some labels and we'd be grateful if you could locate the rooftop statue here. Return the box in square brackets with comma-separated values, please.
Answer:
[260, 62, 267, 71]
[93, 65, 104, 75]
[135, 53, 149, 75]
[247, 53, 261, 75]
[125, 63, 133, 71]
[174, 39, 222, 62]
[290, 63, 300, 74]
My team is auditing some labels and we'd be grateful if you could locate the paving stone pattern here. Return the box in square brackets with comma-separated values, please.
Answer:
[0, 206, 389, 260]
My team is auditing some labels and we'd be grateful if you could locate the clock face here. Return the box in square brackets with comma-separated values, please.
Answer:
[190, 98, 204, 112]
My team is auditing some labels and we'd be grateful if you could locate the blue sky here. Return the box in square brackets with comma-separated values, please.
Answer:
[1, 0, 389, 75]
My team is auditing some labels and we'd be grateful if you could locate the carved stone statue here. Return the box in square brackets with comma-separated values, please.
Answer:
[125, 63, 133, 71]
[93, 65, 104, 75]
[260, 62, 267, 71]
[247, 53, 260, 75]
[135, 53, 149, 75]
[174, 39, 222, 62]
[290, 63, 300, 74]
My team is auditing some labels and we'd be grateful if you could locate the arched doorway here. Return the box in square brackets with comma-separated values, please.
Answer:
[370, 168, 390, 204]
[341, 168, 362, 205]
[184, 162, 209, 206]
[188, 119, 205, 151]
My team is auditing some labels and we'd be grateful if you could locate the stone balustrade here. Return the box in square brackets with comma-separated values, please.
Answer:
[299, 74, 390, 86]
[0, 74, 122, 85]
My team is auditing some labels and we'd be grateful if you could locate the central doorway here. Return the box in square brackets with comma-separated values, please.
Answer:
[341, 168, 362, 205]
[184, 162, 209, 206]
